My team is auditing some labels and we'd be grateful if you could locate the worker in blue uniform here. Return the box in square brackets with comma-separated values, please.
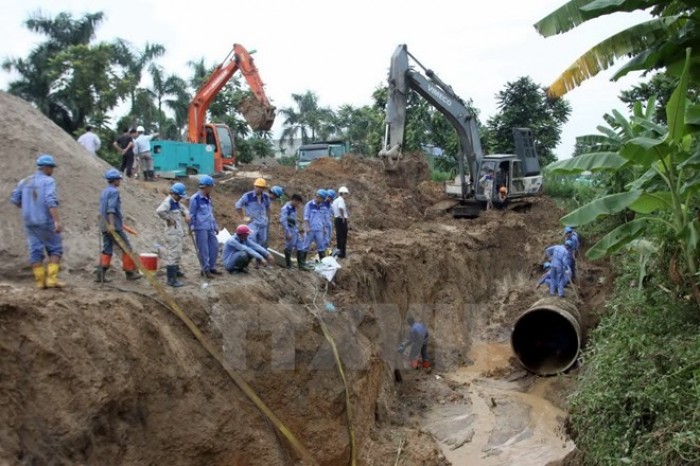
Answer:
[398, 317, 431, 369]
[10, 154, 64, 289]
[301, 189, 329, 260]
[235, 177, 271, 248]
[279, 193, 305, 269]
[189, 175, 221, 279]
[223, 225, 273, 273]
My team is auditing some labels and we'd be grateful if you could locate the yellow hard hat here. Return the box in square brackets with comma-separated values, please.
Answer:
[254, 177, 267, 188]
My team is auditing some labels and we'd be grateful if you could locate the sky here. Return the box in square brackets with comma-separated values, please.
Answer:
[0, 0, 652, 160]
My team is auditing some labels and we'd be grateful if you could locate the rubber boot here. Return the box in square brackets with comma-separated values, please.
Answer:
[284, 249, 292, 269]
[46, 263, 65, 289]
[166, 265, 183, 287]
[149, 170, 156, 181]
[32, 265, 46, 289]
[95, 254, 112, 283]
[297, 251, 310, 271]
[143, 171, 149, 182]
[176, 266, 185, 278]
[122, 253, 142, 281]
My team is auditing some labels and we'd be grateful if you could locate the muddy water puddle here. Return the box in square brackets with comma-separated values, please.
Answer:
[423, 341, 573, 465]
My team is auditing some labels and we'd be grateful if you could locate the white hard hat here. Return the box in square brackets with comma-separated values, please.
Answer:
[338, 186, 349, 194]
[137, 125, 145, 132]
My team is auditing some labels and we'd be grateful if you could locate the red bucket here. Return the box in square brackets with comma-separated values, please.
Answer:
[140, 253, 158, 272]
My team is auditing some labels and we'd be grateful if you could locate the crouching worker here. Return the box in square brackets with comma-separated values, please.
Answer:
[223, 225, 273, 274]
[398, 317, 432, 370]
[279, 193, 306, 270]
[96, 168, 141, 282]
[156, 183, 190, 287]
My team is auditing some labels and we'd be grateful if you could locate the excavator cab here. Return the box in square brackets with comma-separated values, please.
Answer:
[206, 123, 236, 172]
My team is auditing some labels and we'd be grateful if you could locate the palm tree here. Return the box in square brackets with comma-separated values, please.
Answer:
[534, 1, 696, 97]
[113, 39, 165, 113]
[149, 64, 188, 134]
[279, 91, 336, 146]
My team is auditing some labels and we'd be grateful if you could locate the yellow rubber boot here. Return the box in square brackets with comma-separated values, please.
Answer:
[32, 265, 46, 289]
[46, 263, 65, 288]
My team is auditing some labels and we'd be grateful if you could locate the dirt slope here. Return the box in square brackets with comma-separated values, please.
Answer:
[0, 91, 172, 278]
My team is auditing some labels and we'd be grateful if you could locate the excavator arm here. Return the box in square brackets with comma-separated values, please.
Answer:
[380, 44, 483, 199]
[187, 43, 276, 144]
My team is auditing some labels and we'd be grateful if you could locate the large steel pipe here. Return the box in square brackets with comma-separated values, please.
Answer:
[511, 297, 582, 375]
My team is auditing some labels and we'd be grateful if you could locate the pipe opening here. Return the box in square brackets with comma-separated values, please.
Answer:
[511, 307, 580, 375]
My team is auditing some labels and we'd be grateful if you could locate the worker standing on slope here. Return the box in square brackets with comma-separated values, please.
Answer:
[302, 189, 329, 260]
[564, 227, 579, 279]
[544, 243, 570, 297]
[96, 168, 142, 283]
[279, 193, 306, 270]
[134, 126, 158, 182]
[323, 189, 335, 255]
[398, 317, 432, 370]
[235, 178, 271, 248]
[269, 185, 285, 202]
[223, 225, 273, 274]
[10, 155, 65, 289]
[332, 186, 350, 258]
[189, 175, 222, 279]
[77, 126, 101, 156]
[156, 183, 190, 287]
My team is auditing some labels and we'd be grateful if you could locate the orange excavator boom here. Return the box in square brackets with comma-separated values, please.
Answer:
[187, 43, 275, 144]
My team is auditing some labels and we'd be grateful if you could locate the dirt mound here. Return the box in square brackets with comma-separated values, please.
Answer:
[0, 91, 170, 277]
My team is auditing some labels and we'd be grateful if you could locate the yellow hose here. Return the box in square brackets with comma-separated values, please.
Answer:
[107, 228, 317, 464]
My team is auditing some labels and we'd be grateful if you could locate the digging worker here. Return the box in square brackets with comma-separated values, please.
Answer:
[10, 154, 65, 289]
[544, 242, 571, 298]
[564, 227, 579, 279]
[302, 189, 329, 260]
[223, 225, 273, 274]
[156, 183, 190, 287]
[280, 193, 306, 270]
[332, 186, 350, 258]
[536, 262, 552, 289]
[96, 168, 142, 282]
[77, 126, 101, 156]
[134, 126, 158, 182]
[189, 175, 222, 278]
[235, 178, 271, 248]
[398, 317, 431, 370]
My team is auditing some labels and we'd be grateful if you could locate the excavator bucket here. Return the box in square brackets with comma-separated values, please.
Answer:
[238, 96, 276, 131]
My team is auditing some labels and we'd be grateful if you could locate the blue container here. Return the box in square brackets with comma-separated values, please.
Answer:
[151, 140, 216, 178]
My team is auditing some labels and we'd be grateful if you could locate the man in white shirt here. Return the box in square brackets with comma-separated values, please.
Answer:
[332, 186, 350, 258]
[134, 125, 158, 181]
[77, 126, 101, 155]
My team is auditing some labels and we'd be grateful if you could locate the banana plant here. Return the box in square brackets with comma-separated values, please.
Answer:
[558, 49, 700, 289]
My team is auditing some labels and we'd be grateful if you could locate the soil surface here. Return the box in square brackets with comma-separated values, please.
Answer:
[0, 92, 612, 465]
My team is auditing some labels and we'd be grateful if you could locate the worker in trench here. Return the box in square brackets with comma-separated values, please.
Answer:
[96, 168, 142, 282]
[279, 193, 308, 270]
[322, 189, 335, 256]
[189, 175, 222, 279]
[235, 177, 271, 250]
[544, 240, 575, 297]
[564, 227, 580, 280]
[10, 155, 65, 289]
[156, 183, 190, 287]
[397, 317, 432, 370]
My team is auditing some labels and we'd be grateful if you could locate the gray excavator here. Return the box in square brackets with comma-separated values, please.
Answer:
[379, 44, 543, 217]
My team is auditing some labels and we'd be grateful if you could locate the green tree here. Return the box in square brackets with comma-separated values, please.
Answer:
[149, 64, 188, 134]
[534, 0, 699, 97]
[279, 91, 336, 146]
[2, 11, 128, 133]
[335, 103, 384, 155]
[112, 39, 165, 115]
[619, 71, 700, 124]
[485, 76, 571, 166]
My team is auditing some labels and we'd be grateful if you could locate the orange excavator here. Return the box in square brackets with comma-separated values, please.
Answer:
[153, 44, 275, 176]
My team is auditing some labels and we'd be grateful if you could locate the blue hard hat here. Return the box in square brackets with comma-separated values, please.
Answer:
[270, 185, 284, 197]
[170, 182, 187, 197]
[316, 189, 328, 198]
[564, 226, 573, 234]
[198, 175, 214, 187]
[327, 189, 336, 199]
[36, 154, 57, 167]
[565, 239, 574, 248]
[543, 262, 551, 269]
[104, 168, 123, 181]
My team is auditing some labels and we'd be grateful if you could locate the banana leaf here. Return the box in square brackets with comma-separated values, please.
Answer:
[562, 190, 644, 225]
[547, 152, 628, 174]
[586, 218, 649, 260]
